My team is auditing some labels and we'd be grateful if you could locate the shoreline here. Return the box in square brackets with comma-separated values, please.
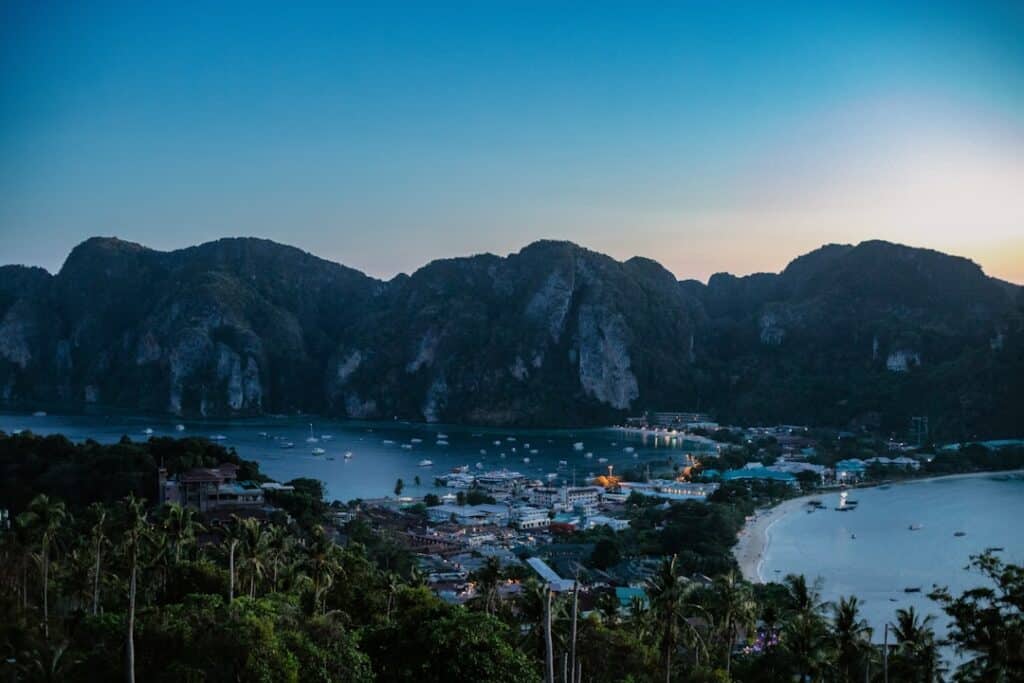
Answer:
[733, 469, 1024, 583]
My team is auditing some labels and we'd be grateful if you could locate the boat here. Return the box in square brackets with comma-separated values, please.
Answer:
[210, 434, 227, 441]
[279, 441, 295, 449]
[401, 444, 413, 450]
[908, 524, 923, 531]
[452, 465, 469, 473]
[418, 460, 433, 467]
[558, 460, 568, 466]
[312, 447, 325, 455]
[32, 411, 47, 417]
[584, 452, 593, 459]
[546, 473, 558, 480]
[476, 462, 484, 470]
[573, 442, 584, 451]
[954, 531, 966, 537]
[598, 457, 608, 464]
[383, 440, 395, 445]
[493, 440, 501, 446]
[321, 434, 333, 441]
[344, 451, 353, 460]
[437, 433, 448, 440]
[175, 424, 186, 432]
[624, 446, 635, 453]
[903, 587, 922, 593]
[523, 457, 530, 463]
[326, 456, 334, 461]
[411, 438, 423, 444]
[985, 546, 1005, 553]
[479, 449, 487, 455]
[530, 449, 538, 454]
[437, 440, 449, 446]
[305, 424, 319, 443]
[143, 427, 154, 435]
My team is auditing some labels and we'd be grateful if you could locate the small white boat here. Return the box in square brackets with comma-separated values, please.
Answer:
[909, 524, 924, 531]
[33, 411, 47, 417]
[598, 457, 608, 464]
[493, 440, 501, 446]
[401, 444, 413, 450]
[524, 443, 530, 448]
[546, 473, 558, 480]
[479, 449, 487, 455]
[530, 448, 539, 454]
[584, 452, 593, 459]
[210, 434, 227, 441]
[305, 424, 319, 443]
[523, 457, 530, 463]
[558, 460, 568, 466]
[633, 452, 639, 458]
[321, 435, 333, 441]
[344, 451, 353, 460]
[476, 462, 484, 470]
[279, 441, 295, 449]
[573, 442, 584, 451]
[418, 459, 433, 467]
[143, 428, 154, 435]
[437, 433, 448, 440]
[437, 440, 449, 446]
[623, 446, 635, 453]
[175, 424, 186, 432]
[312, 447, 326, 455]
[506, 436, 516, 441]
[383, 440, 395, 445]
[411, 438, 423, 444]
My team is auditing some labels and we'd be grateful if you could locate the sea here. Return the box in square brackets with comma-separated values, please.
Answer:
[759, 473, 1024, 641]
[0, 411, 711, 503]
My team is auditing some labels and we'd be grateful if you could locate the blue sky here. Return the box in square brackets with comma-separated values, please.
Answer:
[2, 1, 1022, 282]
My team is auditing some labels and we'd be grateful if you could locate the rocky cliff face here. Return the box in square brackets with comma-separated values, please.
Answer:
[0, 237, 1021, 438]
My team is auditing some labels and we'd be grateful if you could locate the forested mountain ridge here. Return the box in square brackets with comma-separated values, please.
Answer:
[0, 237, 1020, 439]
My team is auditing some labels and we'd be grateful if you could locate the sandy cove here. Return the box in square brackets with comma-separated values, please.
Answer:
[732, 469, 1024, 584]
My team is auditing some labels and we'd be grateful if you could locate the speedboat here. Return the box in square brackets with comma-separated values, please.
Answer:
[343, 451, 353, 460]
[418, 459, 433, 467]
[312, 447, 325, 455]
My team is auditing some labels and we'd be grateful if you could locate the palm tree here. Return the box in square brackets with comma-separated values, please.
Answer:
[223, 515, 245, 603]
[161, 503, 202, 565]
[237, 517, 269, 598]
[891, 607, 943, 682]
[830, 596, 872, 683]
[87, 503, 109, 615]
[475, 556, 502, 615]
[303, 526, 343, 614]
[647, 554, 698, 683]
[18, 494, 67, 639]
[712, 570, 757, 676]
[121, 494, 148, 683]
[782, 574, 830, 682]
[384, 572, 401, 622]
[265, 523, 293, 592]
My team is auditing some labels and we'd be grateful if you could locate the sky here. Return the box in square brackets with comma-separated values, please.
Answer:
[1, 1, 1022, 283]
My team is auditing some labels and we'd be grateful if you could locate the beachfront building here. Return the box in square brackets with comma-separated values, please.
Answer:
[426, 503, 510, 526]
[834, 459, 867, 482]
[528, 485, 603, 511]
[721, 467, 798, 485]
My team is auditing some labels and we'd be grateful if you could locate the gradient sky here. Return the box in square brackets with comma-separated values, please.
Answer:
[2, 1, 1022, 283]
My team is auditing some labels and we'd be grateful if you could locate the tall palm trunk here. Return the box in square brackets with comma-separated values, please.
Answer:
[725, 617, 733, 675]
[42, 540, 50, 639]
[544, 589, 554, 683]
[569, 582, 579, 683]
[92, 539, 103, 615]
[228, 540, 237, 602]
[125, 545, 137, 683]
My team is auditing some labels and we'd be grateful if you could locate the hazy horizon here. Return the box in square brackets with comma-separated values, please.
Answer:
[2, 2, 1022, 283]
[6, 233, 1022, 287]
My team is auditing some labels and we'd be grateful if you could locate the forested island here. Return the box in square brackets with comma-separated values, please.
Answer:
[2, 431, 1022, 682]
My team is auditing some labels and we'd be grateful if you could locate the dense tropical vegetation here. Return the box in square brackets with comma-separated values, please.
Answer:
[1, 431, 1022, 681]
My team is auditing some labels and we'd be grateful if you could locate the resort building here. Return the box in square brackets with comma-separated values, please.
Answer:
[158, 463, 266, 512]
[720, 467, 798, 485]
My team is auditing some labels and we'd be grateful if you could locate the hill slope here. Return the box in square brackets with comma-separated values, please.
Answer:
[0, 237, 1020, 438]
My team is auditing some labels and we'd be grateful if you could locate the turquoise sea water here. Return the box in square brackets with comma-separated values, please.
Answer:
[760, 474, 1024, 641]
[0, 411, 710, 502]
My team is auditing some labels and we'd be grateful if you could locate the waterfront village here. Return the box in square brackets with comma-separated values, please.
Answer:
[152, 410, 1018, 616]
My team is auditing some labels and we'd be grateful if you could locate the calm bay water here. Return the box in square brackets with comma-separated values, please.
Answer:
[760, 474, 1024, 640]
[0, 411, 708, 502]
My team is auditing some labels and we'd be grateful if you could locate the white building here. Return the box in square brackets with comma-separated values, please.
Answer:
[512, 506, 551, 530]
